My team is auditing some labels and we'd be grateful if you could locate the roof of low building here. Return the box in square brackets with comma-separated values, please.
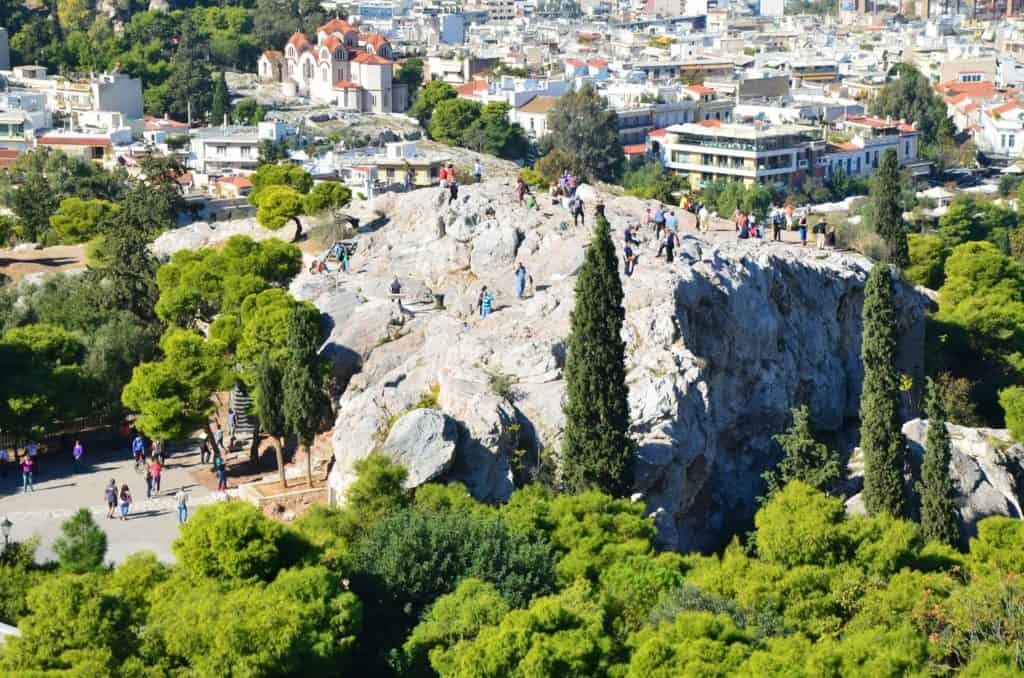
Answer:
[37, 134, 112, 146]
[517, 95, 559, 114]
[352, 52, 393, 65]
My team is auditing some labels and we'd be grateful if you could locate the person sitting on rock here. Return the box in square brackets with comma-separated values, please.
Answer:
[478, 287, 494, 318]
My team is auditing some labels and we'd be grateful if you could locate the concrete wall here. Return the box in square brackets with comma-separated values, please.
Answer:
[0, 28, 9, 71]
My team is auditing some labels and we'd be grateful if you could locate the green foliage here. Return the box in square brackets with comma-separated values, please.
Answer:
[545, 83, 625, 182]
[871, 149, 910, 268]
[49, 197, 120, 244]
[917, 378, 960, 548]
[870, 64, 953, 148]
[411, 80, 457, 127]
[172, 501, 286, 583]
[599, 553, 688, 636]
[939, 194, 1019, 250]
[535, 147, 588, 186]
[561, 215, 634, 496]
[403, 578, 511, 676]
[53, 509, 108, 574]
[701, 178, 775, 219]
[210, 70, 231, 125]
[282, 304, 325, 454]
[999, 385, 1024, 443]
[619, 159, 686, 204]
[0, 539, 44, 626]
[396, 58, 424, 101]
[518, 167, 547, 189]
[302, 181, 352, 214]
[249, 163, 314, 202]
[755, 481, 848, 568]
[859, 264, 906, 517]
[430, 98, 485, 146]
[233, 97, 267, 125]
[257, 184, 305, 232]
[906, 233, 948, 289]
[627, 611, 755, 678]
[763, 406, 840, 499]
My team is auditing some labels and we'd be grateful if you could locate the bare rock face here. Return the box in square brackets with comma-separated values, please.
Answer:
[313, 180, 931, 552]
[847, 419, 1024, 545]
[381, 409, 458, 488]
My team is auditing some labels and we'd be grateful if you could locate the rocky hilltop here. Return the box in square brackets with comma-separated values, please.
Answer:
[292, 179, 931, 552]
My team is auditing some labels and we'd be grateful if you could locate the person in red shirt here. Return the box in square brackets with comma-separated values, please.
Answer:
[149, 459, 162, 495]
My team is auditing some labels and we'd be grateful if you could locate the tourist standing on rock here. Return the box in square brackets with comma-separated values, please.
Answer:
[21, 456, 33, 492]
[623, 241, 637, 277]
[473, 160, 482, 184]
[642, 207, 653, 229]
[449, 177, 459, 204]
[798, 216, 809, 246]
[404, 167, 413, 192]
[662, 227, 679, 263]
[515, 262, 528, 300]
[213, 424, 224, 455]
[772, 208, 783, 241]
[571, 196, 585, 227]
[119, 484, 132, 520]
[624, 224, 638, 247]
[176, 487, 189, 524]
[478, 287, 494, 318]
[814, 218, 827, 249]
[654, 206, 666, 238]
[698, 203, 710, 234]
[666, 211, 678, 238]
[517, 177, 528, 205]
[105, 479, 118, 519]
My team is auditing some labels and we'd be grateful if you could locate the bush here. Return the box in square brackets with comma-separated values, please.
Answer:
[172, 501, 286, 583]
[53, 508, 108, 573]
[933, 371, 982, 426]
[519, 167, 547, 189]
[906, 233, 948, 289]
[999, 386, 1024, 442]
[754, 482, 849, 568]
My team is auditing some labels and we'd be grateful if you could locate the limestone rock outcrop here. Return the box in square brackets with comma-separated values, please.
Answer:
[307, 179, 932, 552]
[381, 408, 458, 488]
[847, 419, 1024, 544]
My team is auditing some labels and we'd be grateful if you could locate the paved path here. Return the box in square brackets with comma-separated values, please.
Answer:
[0, 244, 88, 284]
[0, 442, 217, 564]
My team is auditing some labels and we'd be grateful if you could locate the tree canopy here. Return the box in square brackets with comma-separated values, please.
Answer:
[544, 84, 624, 182]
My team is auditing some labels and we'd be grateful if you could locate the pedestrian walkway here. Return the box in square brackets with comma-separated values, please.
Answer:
[0, 439, 216, 563]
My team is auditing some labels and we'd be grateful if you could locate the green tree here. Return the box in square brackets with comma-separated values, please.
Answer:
[249, 163, 314, 201]
[762, 405, 841, 499]
[860, 264, 906, 517]
[396, 58, 424, 103]
[410, 80, 457, 127]
[429, 98, 482, 145]
[536, 147, 587, 185]
[233, 98, 267, 125]
[256, 185, 305, 238]
[165, 19, 214, 122]
[917, 378, 960, 548]
[545, 83, 624, 182]
[302, 181, 352, 214]
[173, 501, 285, 583]
[906, 233, 948, 289]
[53, 509, 108, 574]
[755, 481, 849, 568]
[49, 197, 119, 244]
[872, 149, 910, 268]
[282, 304, 325, 487]
[999, 385, 1024, 443]
[256, 358, 288, 486]
[210, 70, 231, 125]
[121, 328, 228, 442]
[561, 214, 634, 496]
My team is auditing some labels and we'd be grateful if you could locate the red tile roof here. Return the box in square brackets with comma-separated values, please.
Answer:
[456, 80, 489, 96]
[566, 58, 585, 67]
[623, 143, 647, 155]
[843, 114, 902, 128]
[319, 18, 356, 34]
[830, 142, 859, 151]
[144, 116, 188, 130]
[945, 93, 969, 104]
[937, 80, 998, 98]
[0, 148, 20, 170]
[697, 119, 722, 127]
[288, 32, 311, 51]
[994, 101, 1021, 115]
[323, 35, 343, 52]
[961, 103, 980, 114]
[333, 80, 363, 89]
[648, 128, 667, 137]
[359, 32, 389, 48]
[588, 58, 609, 68]
[217, 175, 252, 188]
[38, 135, 112, 147]
[352, 52, 393, 65]
[262, 50, 284, 61]
[687, 85, 716, 94]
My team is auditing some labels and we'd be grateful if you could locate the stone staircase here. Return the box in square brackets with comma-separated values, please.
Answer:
[229, 383, 258, 452]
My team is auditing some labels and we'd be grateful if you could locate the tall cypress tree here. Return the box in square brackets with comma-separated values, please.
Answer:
[860, 264, 906, 517]
[872, 148, 910, 269]
[917, 378, 960, 547]
[256, 358, 288, 487]
[561, 214, 634, 495]
[282, 306, 325, 487]
[210, 72, 231, 126]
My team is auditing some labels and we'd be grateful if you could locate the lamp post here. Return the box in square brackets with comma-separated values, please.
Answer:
[1, 516, 12, 548]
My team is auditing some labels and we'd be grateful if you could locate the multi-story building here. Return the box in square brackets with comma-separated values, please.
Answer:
[1, 66, 143, 123]
[188, 121, 291, 175]
[257, 18, 408, 114]
[825, 115, 919, 178]
[0, 90, 50, 152]
[660, 121, 824, 191]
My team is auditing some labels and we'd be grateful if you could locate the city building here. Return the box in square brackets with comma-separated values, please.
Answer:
[1, 66, 143, 123]
[0, 90, 50, 151]
[825, 115, 920, 178]
[660, 121, 824, 190]
[759, 0, 785, 16]
[188, 121, 291, 175]
[257, 18, 408, 113]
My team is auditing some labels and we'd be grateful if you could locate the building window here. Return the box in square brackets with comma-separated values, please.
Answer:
[855, 157, 861, 173]
[216, 145, 227, 155]
[1012, 135, 1017, 148]
[241, 146, 252, 159]
[905, 141, 910, 156]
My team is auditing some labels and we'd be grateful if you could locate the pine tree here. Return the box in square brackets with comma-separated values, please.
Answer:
[166, 18, 214, 122]
[762, 405, 840, 500]
[53, 508, 107, 573]
[211, 72, 231, 126]
[872, 148, 910, 268]
[917, 378, 960, 547]
[256, 358, 288, 487]
[561, 214, 634, 495]
[860, 264, 907, 517]
[282, 306, 325, 487]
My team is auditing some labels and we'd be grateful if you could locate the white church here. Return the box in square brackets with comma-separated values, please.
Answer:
[257, 19, 408, 114]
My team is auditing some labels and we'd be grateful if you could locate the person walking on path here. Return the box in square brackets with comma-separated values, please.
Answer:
[149, 459, 163, 496]
[71, 439, 84, 471]
[661, 228, 678, 263]
[642, 207, 653, 229]
[623, 242, 637, 277]
[213, 424, 224, 455]
[21, 457, 33, 492]
[105, 480, 118, 519]
[798, 216, 809, 246]
[448, 178, 459, 204]
[176, 487, 189, 524]
[571, 196, 585, 227]
[26, 442, 38, 476]
[772, 208, 783, 241]
[131, 434, 145, 466]
[517, 177, 528, 205]
[473, 159, 482, 184]
[404, 167, 413, 192]
[118, 484, 132, 520]
[214, 456, 227, 492]
[654, 207, 666, 238]
[478, 287, 494, 318]
[698, 204, 710, 234]
[145, 465, 153, 499]
[514, 262, 528, 300]
[0, 447, 9, 478]
[227, 409, 236, 444]
[814, 218, 827, 249]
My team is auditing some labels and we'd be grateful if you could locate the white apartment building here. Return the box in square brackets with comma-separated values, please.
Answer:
[0, 90, 50, 152]
[189, 121, 291, 175]
[975, 102, 1024, 162]
[1, 66, 143, 122]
